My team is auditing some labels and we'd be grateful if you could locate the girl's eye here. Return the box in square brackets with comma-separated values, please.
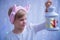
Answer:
[18, 18, 27, 21]
[19, 19, 24, 21]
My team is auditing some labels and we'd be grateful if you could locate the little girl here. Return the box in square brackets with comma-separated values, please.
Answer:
[5, 4, 46, 40]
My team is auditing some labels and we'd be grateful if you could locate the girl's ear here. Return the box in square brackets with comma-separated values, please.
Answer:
[24, 4, 31, 12]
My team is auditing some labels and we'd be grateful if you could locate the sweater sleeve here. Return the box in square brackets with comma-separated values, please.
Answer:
[31, 21, 46, 33]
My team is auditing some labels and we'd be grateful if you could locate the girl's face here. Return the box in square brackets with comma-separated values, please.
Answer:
[14, 15, 27, 30]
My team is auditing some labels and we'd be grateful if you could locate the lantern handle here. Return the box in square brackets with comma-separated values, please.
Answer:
[45, 0, 52, 12]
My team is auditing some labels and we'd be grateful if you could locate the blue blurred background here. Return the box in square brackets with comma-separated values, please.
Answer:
[0, 0, 60, 40]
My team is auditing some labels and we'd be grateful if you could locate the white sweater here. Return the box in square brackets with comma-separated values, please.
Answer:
[4, 22, 46, 40]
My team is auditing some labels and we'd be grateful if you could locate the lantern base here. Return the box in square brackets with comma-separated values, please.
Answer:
[46, 27, 60, 31]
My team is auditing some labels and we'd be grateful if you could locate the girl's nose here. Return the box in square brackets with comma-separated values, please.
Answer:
[23, 20, 26, 24]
